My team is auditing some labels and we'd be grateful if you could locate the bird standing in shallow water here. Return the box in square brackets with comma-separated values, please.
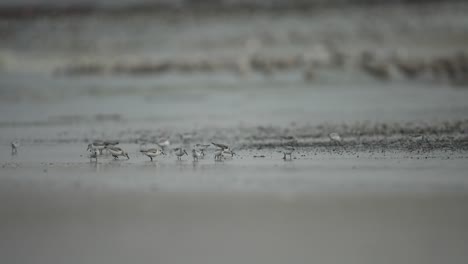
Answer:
[282, 145, 295, 160]
[87, 140, 106, 154]
[11, 141, 19, 155]
[140, 148, 165, 161]
[106, 146, 130, 160]
[192, 149, 202, 161]
[214, 149, 224, 161]
[214, 149, 235, 161]
[89, 150, 98, 162]
[174, 148, 188, 160]
[195, 144, 210, 156]
[212, 142, 234, 160]
[328, 132, 342, 145]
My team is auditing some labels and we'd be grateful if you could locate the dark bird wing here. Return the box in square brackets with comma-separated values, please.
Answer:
[108, 146, 122, 152]
[104, 140, 119, 146]
[212, 142, 228, 150]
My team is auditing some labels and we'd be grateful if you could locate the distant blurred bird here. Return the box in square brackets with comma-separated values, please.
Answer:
[89, 150, 98, 162]
[102, 140, 119, 154]
[212, 142, 234, 160]
[328, 132, 342, 144]
[140, 148, 165, 161]
[282, 145, 295, 160]
[87, 140, 106, 154]
[192, 149, 203, 161]
[213, 149, 235, 161]
[11, 140, 19, 155]
[214, 149, 234, 161]
[222, 149, 235, 158]
[195, 144, 210, 156]
[214, 149, 223, 161]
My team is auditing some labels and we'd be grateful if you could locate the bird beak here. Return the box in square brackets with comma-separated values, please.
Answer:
[162, 151, 166, 155]
[184, 150, 188, 155]
[126, 154, 130, 159]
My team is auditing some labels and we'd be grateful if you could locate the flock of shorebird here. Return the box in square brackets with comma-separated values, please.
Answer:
[9, 132, 344, 162]
[84, 140, 238, 163]
[81, 132, 343, 162]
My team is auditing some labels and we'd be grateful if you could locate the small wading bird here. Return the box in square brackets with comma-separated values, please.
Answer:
[212, 142, 235, 161]
[192, 149, 203, 161]
[195, 144, 210, 156]
[282, 145, 295, 160]
[328, 132, 342, 144]
[214, 148, 235, 161]
[106, 146, 130, 160]
[174, 148, 188, 160]
[87, 140, 106, 154]
[214, 149, 224, 161]
[11, 140, 19, 155]
[89, 150, 98, 162]
[140, 148, 165, 161]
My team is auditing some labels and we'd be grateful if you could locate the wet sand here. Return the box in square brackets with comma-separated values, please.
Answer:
[1, 189, 468, 264]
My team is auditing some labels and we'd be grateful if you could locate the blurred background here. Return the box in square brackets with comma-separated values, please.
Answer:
[1, 0, 468, 133]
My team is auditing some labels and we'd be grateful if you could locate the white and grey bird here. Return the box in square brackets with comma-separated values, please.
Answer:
[87, 140, 106, 154]
[214, 148, 235, 161]
[214, 149, 224, 161]
[328, 132, 342, 144]
[212, 142, 231, 161]
[11, 140, 19, 155]
[174, 148, 188, 160]
[102, 140, 119, 155]
[140, 148, 165, 161]
[106, 146, 130, 160]
[282, 145, 295, 160]
[192, 149, 203, 161]
[212, 142, 235, 156]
